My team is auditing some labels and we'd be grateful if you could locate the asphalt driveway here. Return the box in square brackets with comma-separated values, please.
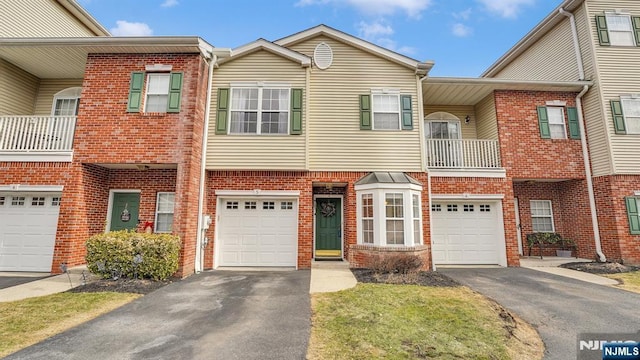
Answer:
[441, 267, 640, 360]
[5, 270, 311, 360]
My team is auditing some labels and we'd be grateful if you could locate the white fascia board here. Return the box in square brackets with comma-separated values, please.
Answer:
[0, 152, 73, 163]
[0, 184, 64, 192]
[431, 194, 505, 200]
[220, 39, 311, 67]
[428, 169, 507, 178]
[215, 190, 301, 197]
[274, 25, 432, 74]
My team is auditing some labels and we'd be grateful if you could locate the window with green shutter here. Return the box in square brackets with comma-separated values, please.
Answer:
[625, 197, 640, 235]
[611, 100, 626, 134]
[537, 106, 551, 139]
[598, 13, 640, 47]
[362, 93, 413, 131]
[360, 95, 371, 130]
[595, 15, 610, 46]
[537, 106, 575, 139]
[126, 71, 183, 113]
[127, 72, 144, 112]
[567, 107, 580, 139]
[290, 88, 303, 135]
[215, 88, 230, 135]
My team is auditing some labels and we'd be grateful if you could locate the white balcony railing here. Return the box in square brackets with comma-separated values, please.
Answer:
[425, 139, 501, 169]
[0, 116, 76, 161]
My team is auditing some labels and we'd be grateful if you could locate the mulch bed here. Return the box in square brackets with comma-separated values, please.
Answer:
[559, 261, 640, 274]
[66, 272, 174, 295]
[351, 269, 460, 287]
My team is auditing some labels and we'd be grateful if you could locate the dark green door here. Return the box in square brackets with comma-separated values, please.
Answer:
[110, 192, 140, 231]
[315, 198, 342, 257]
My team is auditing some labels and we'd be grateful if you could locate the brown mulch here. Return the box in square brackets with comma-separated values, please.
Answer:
[66, 272, 174, 295]
[351, 269, 460, 287]
[559, 261, 640, 274]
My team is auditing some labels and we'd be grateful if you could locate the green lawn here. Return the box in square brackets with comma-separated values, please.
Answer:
[604, 271, 640, 294]
[308, 284, 543, 360]
[0, 292, 140, 357]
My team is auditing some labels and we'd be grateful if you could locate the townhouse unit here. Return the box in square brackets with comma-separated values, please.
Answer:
[1, 0, 635, 276]
[483, 0, 640, 264]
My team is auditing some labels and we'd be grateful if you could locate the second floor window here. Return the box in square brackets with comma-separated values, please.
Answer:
[605, 14, 635, 46]
[372, 94, 400, 130]
[546, 107, 566, 139]
[145, 73, 171, 112]
[230, 88, 290, 134]
[621, 98, 640, 134]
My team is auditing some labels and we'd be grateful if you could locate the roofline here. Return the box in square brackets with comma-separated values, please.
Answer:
[57, 0, 111, 36]
[218, 38, 311, 67]
[0, 36, 216, 56]
[481, 0, 585, 77]
[425, 77, 593, 88]
[274, 24, 433, 75]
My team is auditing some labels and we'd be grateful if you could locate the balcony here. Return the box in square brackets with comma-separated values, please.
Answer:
[0, 116, 76, 162]
[425, 139, 504, 176]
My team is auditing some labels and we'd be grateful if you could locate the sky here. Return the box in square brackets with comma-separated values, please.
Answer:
[78, 0, 564, 77]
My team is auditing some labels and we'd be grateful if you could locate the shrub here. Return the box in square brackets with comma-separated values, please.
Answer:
[86, 231, 181, 281]
[369, 254, 423, 275]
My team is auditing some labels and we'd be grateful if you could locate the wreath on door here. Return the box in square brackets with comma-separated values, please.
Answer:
[320, 201, 336, 217]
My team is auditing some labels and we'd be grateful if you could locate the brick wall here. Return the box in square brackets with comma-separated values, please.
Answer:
[348, 244, 431, 270]
[495, 90, 585, 180]
[204, 171, 430, 269]
[593, 175, 640, 264]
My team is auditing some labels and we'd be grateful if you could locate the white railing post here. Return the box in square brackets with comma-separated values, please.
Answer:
[425, 139, 501, 169]
[0, 116, 76, 152]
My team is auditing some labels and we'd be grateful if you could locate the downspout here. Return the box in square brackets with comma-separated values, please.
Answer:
[560, 8, 606, 262]
[417, 73, 436, 271]
[195, 52, 216, 273]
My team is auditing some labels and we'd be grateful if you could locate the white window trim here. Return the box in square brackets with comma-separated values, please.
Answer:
[51, 87, 82, 116]
[547, 106, 567, 139]
[424, 120, 462, 139]
[371, 89, 401, 131]
[356, 187, 423, 247]
[228, 86, 291, 135]
[361, 192, 374, 245]
[144, 72, 171, 113]
[604, 12, 636, 47]
[412, 193, 422, 246]
[154, 192, 175, 233]
[530, 200, 555, 233]
[620, 95, 640, 134]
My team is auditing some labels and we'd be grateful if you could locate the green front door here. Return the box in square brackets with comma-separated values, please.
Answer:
[110, 192, 140, 231]
[315, 198, 342, 257]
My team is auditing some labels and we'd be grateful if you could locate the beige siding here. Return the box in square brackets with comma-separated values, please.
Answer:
[207, 50, 307, 170]
[0, 59, 39, 115]
[475, 94, 499, 140]
[586, 0, 640, 174]
[494, 17, 579, 80]
[33, 79, 83, 115]
[287, 35, 422, 171]
[0, 0, 97, 37]
[424, 106, 477, 139]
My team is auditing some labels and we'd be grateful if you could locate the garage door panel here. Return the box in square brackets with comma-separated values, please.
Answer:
[218, 198, 298, 267]
[432, 201, 503, 265]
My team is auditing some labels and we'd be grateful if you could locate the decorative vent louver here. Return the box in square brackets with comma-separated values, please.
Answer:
[313, 42, 333, 70]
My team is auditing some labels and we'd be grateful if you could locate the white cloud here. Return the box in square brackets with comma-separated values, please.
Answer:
[453, 8, 472, 21]
[296, 0, 432, 18]
[110, 20, 153, 36]
[452, 23, 472, 37]
[161, 0, 178, 7]
[476, 0, 535, 19]
[357, 20, 394, 39]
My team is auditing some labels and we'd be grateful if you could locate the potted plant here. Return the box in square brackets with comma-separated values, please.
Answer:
[555, 237, 577, 258]
[526, 232, 561, 259]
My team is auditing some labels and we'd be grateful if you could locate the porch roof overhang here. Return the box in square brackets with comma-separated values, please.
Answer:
[422, 77, 593, 106]
[0, 36, 217, 79]
[355, 172, 422, 186]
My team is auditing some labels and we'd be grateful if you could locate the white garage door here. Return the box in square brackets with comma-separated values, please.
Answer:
[431, 201, 503, 265]
[0, 193, 62, 272]
[217, 198, 298, 267]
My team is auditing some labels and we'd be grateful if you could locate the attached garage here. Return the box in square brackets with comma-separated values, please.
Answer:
[431, 200, 505, 266]
[216, 197, 298, 267]
[0, 193, 62, 272]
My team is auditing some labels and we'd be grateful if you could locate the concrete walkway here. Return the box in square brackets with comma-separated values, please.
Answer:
[0, 266, 88, 302]
[309, 260, 357, 293]
[520, 257, 618, 286]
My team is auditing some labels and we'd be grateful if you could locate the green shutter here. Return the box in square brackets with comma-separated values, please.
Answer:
[400, 95, 413, 130]
[290, 88, 303, 135]
[595, 15, 610, 46]
[537, 106, 551, 139]
[625, 197, 640, 234]
[215, 88, 229, 135]
[611, 100, 627, 134]
[567, 107, 580, 139]
[360, 95, 371, 130]
[127, 72, 144, 112]
[633, 16, 640, 46]
[167, 72, 183, 113]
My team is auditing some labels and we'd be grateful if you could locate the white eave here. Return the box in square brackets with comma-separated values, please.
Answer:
[482, 0, 585, 77]
[56, 0, 111, 36]
[274, 24, 433, 76]
[423, 77, 593, 106]
[218, 38, 311, 67]
[0, 36, 217, 78]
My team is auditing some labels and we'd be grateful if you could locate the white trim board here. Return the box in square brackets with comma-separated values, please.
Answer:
[0, 185, 64, 192]
[215, 190, 300, 197]
[431, 194, 505, 200]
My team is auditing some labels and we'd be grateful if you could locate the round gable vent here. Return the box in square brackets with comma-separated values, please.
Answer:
[313, 42, 333, 70]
